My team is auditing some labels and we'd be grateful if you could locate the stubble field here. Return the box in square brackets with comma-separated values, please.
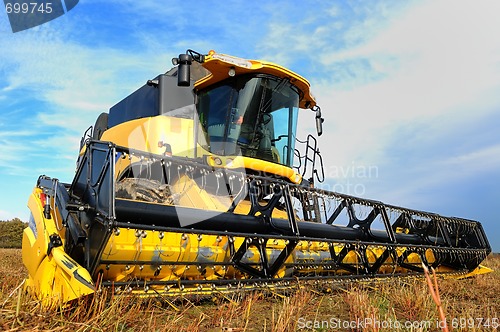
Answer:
[0, 249, 498, 331]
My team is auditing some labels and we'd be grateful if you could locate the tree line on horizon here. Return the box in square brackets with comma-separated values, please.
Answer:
[0, 218, 27, 248]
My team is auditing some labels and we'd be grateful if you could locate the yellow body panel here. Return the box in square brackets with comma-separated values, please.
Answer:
[171, 175, 233, 211]
[101, 115, 195, 158]
[101, 114, 303, 184]
[22, 188, 94, 307]
[205, 154, 302, 184]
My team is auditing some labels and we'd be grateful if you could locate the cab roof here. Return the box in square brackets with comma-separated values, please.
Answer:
[194, 51, 317, 110]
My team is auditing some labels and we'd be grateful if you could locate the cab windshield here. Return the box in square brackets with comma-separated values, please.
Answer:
[196, 75, 299, 167]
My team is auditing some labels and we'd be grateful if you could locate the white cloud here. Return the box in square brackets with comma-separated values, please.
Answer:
[437, 144, 500, 177]
[0, 138, 35, 164]
[308, 0, 500, 172]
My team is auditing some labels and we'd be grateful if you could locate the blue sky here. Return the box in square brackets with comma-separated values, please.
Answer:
[0, 0, 499, 252]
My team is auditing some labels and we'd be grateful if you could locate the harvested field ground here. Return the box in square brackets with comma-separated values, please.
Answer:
[0, 248, 498, 331]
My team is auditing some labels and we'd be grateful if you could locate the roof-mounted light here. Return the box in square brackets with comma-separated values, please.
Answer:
[211, 53, 252, 69]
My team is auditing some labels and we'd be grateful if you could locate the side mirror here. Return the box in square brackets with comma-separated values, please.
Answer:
[315, 108, 324, 136]
[174, 54, 192, 87]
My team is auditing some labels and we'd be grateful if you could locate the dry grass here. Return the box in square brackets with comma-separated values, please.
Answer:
[1, 249, 498, 331]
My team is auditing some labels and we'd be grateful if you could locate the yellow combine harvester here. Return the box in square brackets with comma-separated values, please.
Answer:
[22, 50, 491, 306]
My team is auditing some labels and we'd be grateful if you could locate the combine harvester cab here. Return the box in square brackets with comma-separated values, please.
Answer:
[22, 50, 492, 305]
